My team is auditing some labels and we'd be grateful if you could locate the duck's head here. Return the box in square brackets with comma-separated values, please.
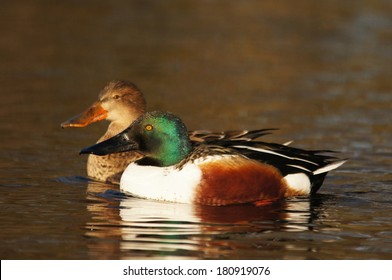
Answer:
[80, 111, 192, 167]
[61, 80, 146, 129]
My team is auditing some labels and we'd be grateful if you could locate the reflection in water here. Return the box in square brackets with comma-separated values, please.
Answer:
[84, 181, 327, 259]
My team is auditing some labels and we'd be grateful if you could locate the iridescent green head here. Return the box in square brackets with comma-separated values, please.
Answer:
[80, 111, 192, 167]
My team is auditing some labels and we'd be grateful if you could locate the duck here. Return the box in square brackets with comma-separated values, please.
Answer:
[80, 111, 346, 206]
[61, 80, 146, 183]
[61, 80, 274, 183]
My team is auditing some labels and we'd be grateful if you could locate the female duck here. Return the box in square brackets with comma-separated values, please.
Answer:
[80, 111, 345, 206]
[61, 80, 146, 183]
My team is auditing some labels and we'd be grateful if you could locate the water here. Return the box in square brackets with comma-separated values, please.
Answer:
[1, 0, 391, 260]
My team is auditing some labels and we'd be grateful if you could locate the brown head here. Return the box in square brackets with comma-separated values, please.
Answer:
[61, 80, 146, 135]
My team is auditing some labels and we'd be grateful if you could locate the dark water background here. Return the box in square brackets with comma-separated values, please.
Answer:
[1, 0, 391, 259]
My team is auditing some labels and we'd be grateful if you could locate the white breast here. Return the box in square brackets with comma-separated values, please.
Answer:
[120, 162, 202, 204]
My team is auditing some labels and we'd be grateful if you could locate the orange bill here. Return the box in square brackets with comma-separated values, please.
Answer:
[61, 101, 108, 128]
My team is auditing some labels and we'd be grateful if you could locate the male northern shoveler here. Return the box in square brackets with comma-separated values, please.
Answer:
[80, 111, 346, 206]
[61, 80, 278, 183]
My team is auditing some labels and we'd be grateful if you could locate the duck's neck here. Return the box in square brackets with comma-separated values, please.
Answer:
[99, 121, 132, 142]
[156, 136, 192, 167]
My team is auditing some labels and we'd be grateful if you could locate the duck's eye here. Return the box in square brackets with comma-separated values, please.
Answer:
[145, 124, 153, 131]
[113, 94, 120, 99]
